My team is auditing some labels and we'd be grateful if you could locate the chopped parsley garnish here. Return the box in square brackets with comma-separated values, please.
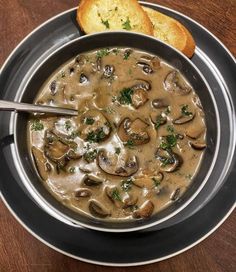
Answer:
[111, 188, 122, 201]
[122, 17, 132, 30]
[115, 147, 121, 155]
[124, 139, 134, 149]
[70, 130, 80, 139]
[121, 178, 133, 191]
[152, 177, 161, 187]
[84, 117, 95, 125]
[167, 125, 174, 133]
[86, 128, 106, 143]
[160, 157, 174, 166]
[124, 50, 132, 60]
[112, 48, 120, 55]
[83, 149, 97, 163]
[155, 115, 166, 129]
[117, 88, 133, 105]
[160, 134, 178, 150]
[101, 19, 110, 29]
[181, 105, 193, 116]
[96, 48, 110, 58]
[31, 119, 44, 131]
[65, 120, 72, 131]
[159, 125, 178, 150]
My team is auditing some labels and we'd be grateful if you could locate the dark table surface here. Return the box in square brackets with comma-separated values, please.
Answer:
[0, 0, 235, 271]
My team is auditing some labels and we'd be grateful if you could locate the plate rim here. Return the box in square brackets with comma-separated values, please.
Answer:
[0, 2, 235, 266]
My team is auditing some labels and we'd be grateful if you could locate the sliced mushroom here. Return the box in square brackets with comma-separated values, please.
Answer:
[103, 65, 114, 78]
[150, 112, 167, 128]
[75, 188, 92, 198]
[131, 79, 151, 92]
[44, 132, 70, 162]
[49, 80, 57, 96]
[164, 71, 191, 95]
[137, 62, 153, 74]
[105, 186, 123, 208]
[152, 99, 168, 109]
[123, 194, 138, 208]
[44, 130, 80, 172]
[150, 57, 161, 70]
[170, 187, 181, 201]
[132, 89, 148, 109]
[133, 173, 163, 189]
[118, 117, 150, 145]
[97, 150, 139, 177]
[83, 175, 103, 186]
[139, 56, 161, 70]
[173, 113, 195, 125]
[89, 200, 110, 218]
[133, 200, 154, 219]
[75, 55, 86, 66]
[155, 148, 183, 172]
[79, 73, 89, 84]
[79, 110, 111, 142]
[189, 141, 206, 150]
[32, 147, 51, 180]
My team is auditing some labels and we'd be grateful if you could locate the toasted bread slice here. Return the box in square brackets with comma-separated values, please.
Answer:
[77, 0, 153, 35]
[143, 7, 195, 58]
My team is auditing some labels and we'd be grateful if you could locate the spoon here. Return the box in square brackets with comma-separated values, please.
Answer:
[0, 100, 78, 116]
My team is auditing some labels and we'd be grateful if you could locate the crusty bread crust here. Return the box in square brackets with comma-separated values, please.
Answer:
[143, 7, 195, 58]
[77, 0, 153, 35]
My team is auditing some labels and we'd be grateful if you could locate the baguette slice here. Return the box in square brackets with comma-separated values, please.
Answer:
[77, 0, 153, 35]
[143, 7, 195, 58]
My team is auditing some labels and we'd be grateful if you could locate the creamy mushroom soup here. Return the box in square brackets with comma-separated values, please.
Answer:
[28, 47, 206, 220]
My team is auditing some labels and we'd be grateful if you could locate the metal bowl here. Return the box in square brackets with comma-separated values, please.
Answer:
[12, 32, 219, 232]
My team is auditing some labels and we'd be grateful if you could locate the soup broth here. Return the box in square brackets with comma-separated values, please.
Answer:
[28, 47, 206, 220]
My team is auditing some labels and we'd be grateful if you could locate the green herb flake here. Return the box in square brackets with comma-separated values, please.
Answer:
[115, 147, 121, 155]
[121, 178, 133, 192]
[85, 117, 95, 125]
[111, 188, 122, 201]
[117, 88, 133, 105]
[152, 177, 161, 187]
[124, 139, 135, 149]
[160, 134, 178, 150]
[31, 119, 44, 131]
[124, 50, 132, 60]
[167, 125, 174, 133]
[83, 149, 98, 163]
[70, 130, 80, 139]
[122, 17, 132, 30]
[181, 105, 193, 116]
[115, 6, 118, 11]
[86, 128, 106, 143]
[155, 115, 166, 129]
[65, 120, 72, 131]
[112, 48, 120, 55]
[161, 157, 174, 166]
[101, 19, 110, 29]
[96, 48, 110, 58]
[128, 68, 132, 75]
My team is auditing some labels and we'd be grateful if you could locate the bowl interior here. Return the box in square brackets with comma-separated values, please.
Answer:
[14, 32, 218, 231]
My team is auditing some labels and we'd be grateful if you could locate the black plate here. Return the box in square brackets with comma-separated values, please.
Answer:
[0, 2, 235, 266]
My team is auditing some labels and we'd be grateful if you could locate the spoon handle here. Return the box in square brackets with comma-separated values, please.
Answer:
[0, 100, 78, 116]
